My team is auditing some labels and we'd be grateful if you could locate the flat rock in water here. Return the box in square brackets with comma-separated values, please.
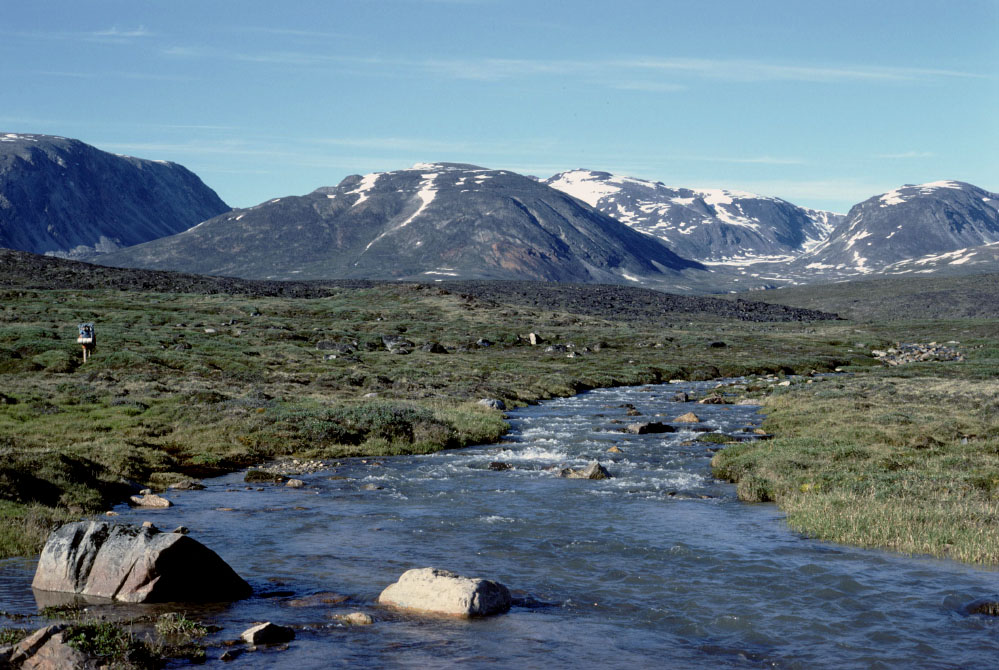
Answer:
[378, 567, 511, 617]
[31, 520, 252, 603]
[129, 493, 172, 508]
[335, 612, 374, 625]
[674, 412, 701, 423]
[241, 621, 295, 645]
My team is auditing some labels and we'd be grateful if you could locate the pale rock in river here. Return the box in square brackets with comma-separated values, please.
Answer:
[378, 567, 511, 617]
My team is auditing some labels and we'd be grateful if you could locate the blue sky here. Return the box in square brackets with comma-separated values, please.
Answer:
[2, 0, 996, 212]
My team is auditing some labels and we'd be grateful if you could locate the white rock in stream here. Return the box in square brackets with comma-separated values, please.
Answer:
[378, 567, 511, 617]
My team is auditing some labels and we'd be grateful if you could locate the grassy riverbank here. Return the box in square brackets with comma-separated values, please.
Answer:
[712, 319, 999, 564]
[0, 282, 855, 559]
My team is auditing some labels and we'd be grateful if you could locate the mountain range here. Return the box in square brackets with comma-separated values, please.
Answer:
[0, 132, 229, 258]
[1, 132, 997, 292]
[93, 162, 701, 282]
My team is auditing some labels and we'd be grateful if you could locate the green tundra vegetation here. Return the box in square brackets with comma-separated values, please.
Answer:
[1, 276, 998, 568]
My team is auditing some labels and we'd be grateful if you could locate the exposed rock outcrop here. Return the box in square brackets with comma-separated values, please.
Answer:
[31, 521, 252, 603]
[378, 567, 511, 617]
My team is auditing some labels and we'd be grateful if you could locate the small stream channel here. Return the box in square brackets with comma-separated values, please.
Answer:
[3, 380, 999, 668]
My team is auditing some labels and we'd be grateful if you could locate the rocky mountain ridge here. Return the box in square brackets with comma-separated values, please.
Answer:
[544, 169, 843, 264]
[0, 132, 230, 257]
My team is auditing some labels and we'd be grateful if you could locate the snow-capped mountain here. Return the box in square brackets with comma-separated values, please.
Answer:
[0, 133, 229, 257]
[544, 169, 843, 264]
[93, 162, 703, 282]
[795, 180, 999, 276]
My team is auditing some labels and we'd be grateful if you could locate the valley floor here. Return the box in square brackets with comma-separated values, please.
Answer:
[1, 277, 997, 569]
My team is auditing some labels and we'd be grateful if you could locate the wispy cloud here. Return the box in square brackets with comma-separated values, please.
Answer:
[874, 150, 935, 159]
[92, 26, 151, 39]
[160, 45, 989, 89]
[678, 154, 807, 166]
[617, 57, 989, 83]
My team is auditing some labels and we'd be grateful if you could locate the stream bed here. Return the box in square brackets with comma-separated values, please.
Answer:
[3, 380, 999, 668]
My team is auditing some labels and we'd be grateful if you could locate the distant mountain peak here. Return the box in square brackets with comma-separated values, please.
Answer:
[545, 168, 840, 265]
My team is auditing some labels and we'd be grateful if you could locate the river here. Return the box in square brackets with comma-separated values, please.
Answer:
[2, 380, 998, 668]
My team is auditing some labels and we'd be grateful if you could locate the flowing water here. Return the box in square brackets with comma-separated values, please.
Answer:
[3, 381, 999, 668]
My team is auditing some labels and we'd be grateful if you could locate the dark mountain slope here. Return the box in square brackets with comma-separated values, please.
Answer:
[93, 162, 703, 283]
[796, 180, 999, 275]
[0, 132, 229, 257]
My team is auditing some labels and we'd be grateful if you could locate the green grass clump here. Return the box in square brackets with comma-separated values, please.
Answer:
[712, 373, 999, 564]
[65, 621, 159, 669]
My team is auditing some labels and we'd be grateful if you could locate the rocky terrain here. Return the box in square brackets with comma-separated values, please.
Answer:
[1, 248, 835, 322]
[92, 162, 703, 283]
[0, 133, 229, 257]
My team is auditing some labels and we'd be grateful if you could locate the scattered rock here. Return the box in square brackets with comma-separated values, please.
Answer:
[3, 624, 101, 670]
[286, 479, 305, 488]
[544, 344, 567, 353]
[488, 462, 511, 471]
[245, 470, 288, 484]
[625, 421, 675, 434]
[872, 342, 964, 366]
[363, 392, 379, 398]
[0, 392, 18, 405]
[129, 493, 172, 508]
[32, 520, 252, 603]
[286, 592, 349, 607]
[708, 341, 727, 348]
[965, 599, 999, 616]
[168, 479, 206, 491]
[220, 648, 242, 661]
[475, 338, 494, 347]
[671, 391, 689, 402]
[241, 622, 295, 645]
[420, 341, 448, 354]
[335, 612, 374, 625]
[698, 396, 732, 405]
[141, 521, 158, 530]
[172, 526, 189, 535]
[361, 483, 383, 491]
[316, 340, 354, 354]
[381, 335, 414, 354]
[378, 567, 511, 617]
[559, 461, 612, 480]
[674, 412, 700, 423]
[204, 328, 217, 334]
[626, 408, 642, 416]
[527, 332, 544, 346]
[478, 398, 506, 411]
[606, 446, 623, 454]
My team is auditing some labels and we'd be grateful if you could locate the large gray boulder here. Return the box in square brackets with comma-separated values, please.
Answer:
[378, 567, 511, 617]
[31, 521, 252, 603]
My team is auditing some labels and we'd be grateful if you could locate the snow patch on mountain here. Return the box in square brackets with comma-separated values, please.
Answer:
[348, 172, 382, 207]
